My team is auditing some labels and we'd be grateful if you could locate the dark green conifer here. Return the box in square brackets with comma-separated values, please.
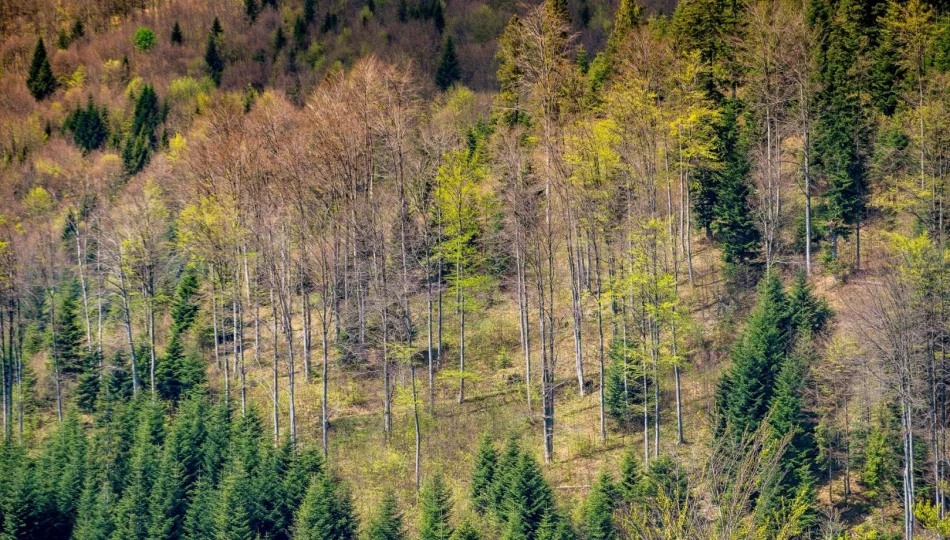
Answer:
[213, 464, 256, 540]
[293, 471, 358, 540]
[367, 491, 406, 540]
[717, 273, 789, 438]
[171, 21, 183, 44]
[617, 447, 643, 504]
[585, 471, 616, 540]
[470, 434, 497, 513]
[27, 38, 57, 100]
[435, 35, 461, 91]
[502, 453, 554, 539]
[419, 472, 453, 540]
[122, 85, 162, 174]
[205, 31, 225, 86]
[304, 0, 318, 24]
[245, 0, 260, 22]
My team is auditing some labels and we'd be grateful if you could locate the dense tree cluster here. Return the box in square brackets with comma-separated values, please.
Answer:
[6, 0, 950, 537]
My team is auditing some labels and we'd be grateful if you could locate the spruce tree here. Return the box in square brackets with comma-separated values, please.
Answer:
[122, 85, 162, 174]
[213, 465, 256, 540]
[72, 475, 115, 540]
[183, 476, 216, 540]
[717, 273, 790, 439]
[27, 37, 57, 100]
[304, 0, 318, 24]
[54, 279, 85, 375]
[585, 471, 616, 540]
[293, 16, 309, 51]
[710, 99, 760, 267]
[211, 16, 223, 37]
[293, 472, 358, 540]
[470, 435, 497, 514]
[617, 447, 643, 504]
[419, 472, 453, 540]
[435, 35, 461, 91]
[367, 491, 406, 540]
[171, 21, 183, 45]
[205, 31, 224, 86]
[245, 0, 260, 22]
[766, 344, 819, 512]
[502, 453, 554, 539]
[450, 520, 480, 540]
[490, 436, 522, 514]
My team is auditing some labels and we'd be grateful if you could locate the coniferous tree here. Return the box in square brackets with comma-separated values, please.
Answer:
[709, 99, 760, 267]
[205, 31, 225, 87]
[73, 475, 115, 540]
[502, 453, 554, 539]
[293, 16, 309, 51]
[157, 267, 204, 400]
[419, 472, 453, 540]
[27, 38, 56, 100]
[716, 273, 790, 439]
[293, 471, 357, 540]
[490, 436, 522, 513]
[766, 344, 819, 517]
[171, 21, 183, 44]
[617, 447, 643, 505]
[245, 0, 260, 22]
[122, 85, 162, 174]
[470, 435, 497, 514]
[585, 471, 616, 540]
[304, 0, 318, 24]
[449, 520, 480, 540]
[183, 476, 216, 540]
[211, 16, 223, 37]
[366, 491, 406, 540]
[213, 464, 256, 540]
[435, 35, 461, 91]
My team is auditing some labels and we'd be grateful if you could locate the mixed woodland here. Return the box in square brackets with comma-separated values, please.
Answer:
[6, 0, 950, 537]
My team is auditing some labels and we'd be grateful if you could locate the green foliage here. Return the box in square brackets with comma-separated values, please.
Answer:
[449, 520, 480, 540]
[132, 27, 157, 51]
[604, 337, 653, 429]
[213, 464, 256, 540]
[716, 274, 790, 439]
[245, 0, 260, 22]
[617, 447, 643, 504]
[708, 99, 760, 266]
[27, 38, 56, 100]
[122, 84, 163, 174]
[420, 472, 453, 540]
[366, 491, 406, 540]
[54, 279, 85, 375]
[585, 471, 617, 540]
[435, 35, 461, 91]
[502, 453, 554, 539]
[293, 471, 358, 540]
[304, 0, 318, 24]
[157, 267, 204, 400]
[470, 434, 497, 514]
[65, 96, 109, 153]
[205, 31, 225, 87]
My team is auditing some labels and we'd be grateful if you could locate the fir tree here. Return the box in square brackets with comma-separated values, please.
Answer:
[766, 344, 819, 513]
[502, 453, 554, 539]
[122, 85, 162, 174]
[171, 21, 183, 45]
[66, 96, 109, 153]
[419, 472, 453, 540]
[54, 279, 85, 375]
[435, 35, 461, 91]
[245, 0, 260, 22]
[293, 16, 309, 51]
[585, 471, 616, 540]
[211, 16, 224, 38]
[205, 31, 225, 87]
[27, 37, 57, 100]
[367, 491, 406, 540]
[717, 273, 790, 439]
[293, 472, 358, 540]
[617, 447, 643, 504]
[470, 435, 497, 514]
[213, 465, 256, 540]
[449, 520, 480, 540]
[490, 436, 522, 514]
[183, 476, 216, 540]
[786, 271, 831, 337]
[710, 99, 760, 266]
[304, 0, 318, 24]
[72, 475, 115, 540]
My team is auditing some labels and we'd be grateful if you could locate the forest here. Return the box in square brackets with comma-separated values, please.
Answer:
[4, 0, 950, 537]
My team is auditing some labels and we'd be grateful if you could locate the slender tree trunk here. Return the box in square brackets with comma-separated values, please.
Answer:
[271, 289, 279, 446]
